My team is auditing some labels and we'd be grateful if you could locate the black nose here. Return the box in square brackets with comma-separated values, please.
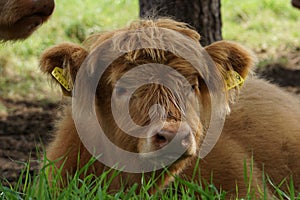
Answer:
[33, 0, 55, 17]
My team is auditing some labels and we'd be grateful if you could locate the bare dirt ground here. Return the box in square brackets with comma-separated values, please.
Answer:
[0, 62, 299, 187]
[0, 99, 59, 185]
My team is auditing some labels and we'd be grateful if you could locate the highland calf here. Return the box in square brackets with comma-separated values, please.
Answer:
[0, 0, 54, 41]
[40, 19, 300, 198]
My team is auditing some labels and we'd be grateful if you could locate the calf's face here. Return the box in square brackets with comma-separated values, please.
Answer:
[96, 56, 203, 165]
[0, 0, 55, 40]
[68, 49, 208, 172]
[40, 19, 255, 176]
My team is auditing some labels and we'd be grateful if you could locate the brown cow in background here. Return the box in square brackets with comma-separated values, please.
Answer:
[0, 0, 54, 41]
[39, 19, 300, 198]
[292, 0, 300, 8]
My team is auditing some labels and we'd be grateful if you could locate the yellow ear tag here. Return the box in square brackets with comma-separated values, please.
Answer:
[51, 67, 71, 92]
[225, 71, 244, 90]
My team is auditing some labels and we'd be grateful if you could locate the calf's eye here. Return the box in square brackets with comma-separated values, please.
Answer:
[191, 84, 198, 92]
[115, 87, 128, 97]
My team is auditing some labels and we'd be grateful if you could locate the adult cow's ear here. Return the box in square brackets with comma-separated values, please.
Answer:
[39, 42, 88, 96]
[205, 40, 256, 91]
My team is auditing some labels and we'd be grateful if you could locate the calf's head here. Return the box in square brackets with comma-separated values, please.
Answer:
[40, 19, 254, 176]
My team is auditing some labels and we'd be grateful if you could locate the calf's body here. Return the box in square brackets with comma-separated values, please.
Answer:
[183, 78, 300, 196]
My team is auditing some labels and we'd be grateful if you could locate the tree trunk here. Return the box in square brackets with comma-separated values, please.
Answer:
[139, 0, 222, 46]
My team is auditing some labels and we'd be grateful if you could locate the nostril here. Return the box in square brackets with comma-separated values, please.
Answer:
[181, 132, 191, 148]
[154, 133, 168, 148]
[156, 133, 166, 142]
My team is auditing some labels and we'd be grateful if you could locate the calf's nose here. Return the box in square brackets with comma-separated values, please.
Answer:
[153, 123, 192, 149]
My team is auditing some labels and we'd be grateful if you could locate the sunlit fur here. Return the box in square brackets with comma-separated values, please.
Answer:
[181, 77, 300, 198]
[0, 0, 54, 41]
[40, 18, 300, 198]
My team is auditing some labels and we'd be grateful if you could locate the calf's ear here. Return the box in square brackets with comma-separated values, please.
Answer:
[39, 42, 88, 96]
[205, 41, 256, 91]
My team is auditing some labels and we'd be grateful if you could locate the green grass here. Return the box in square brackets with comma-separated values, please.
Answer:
[222, 0, 300, 48]
[222, 0, 300, 62]
[1, 156, 299, 200]
[0, 156, 225, 200]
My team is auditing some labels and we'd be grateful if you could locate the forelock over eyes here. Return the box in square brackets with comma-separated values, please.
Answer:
[84, 18, 201, 51]
[79, 18, 229, 117]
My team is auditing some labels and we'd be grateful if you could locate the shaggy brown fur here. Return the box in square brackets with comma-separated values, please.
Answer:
[182, 77, 300, 197]
[39, 19, 300, 198]
[0, 0, 54, 41]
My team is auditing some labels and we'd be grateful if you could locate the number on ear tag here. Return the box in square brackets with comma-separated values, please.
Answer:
[226, 71, 244, 90]
[51, 67, 71, 92]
